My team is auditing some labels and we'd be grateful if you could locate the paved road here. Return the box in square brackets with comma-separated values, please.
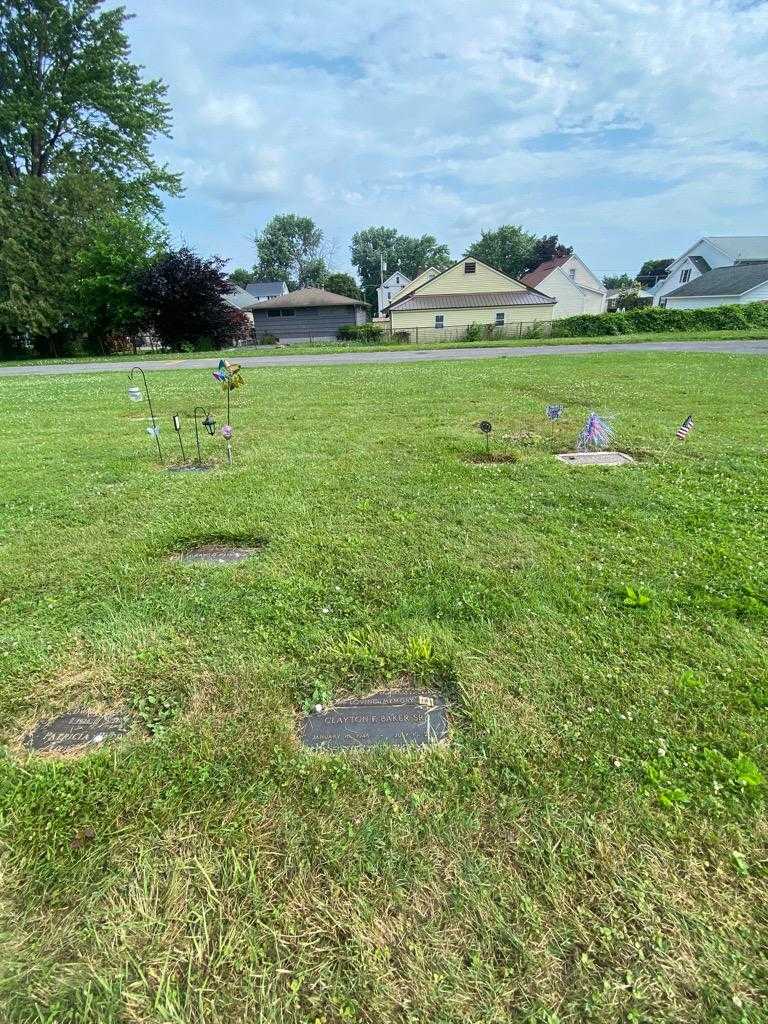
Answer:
[1, 339, 767, 377]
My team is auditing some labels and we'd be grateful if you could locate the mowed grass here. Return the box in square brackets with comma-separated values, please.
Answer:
[1, 327, 767, 366]
[0, 352, 766, 1023]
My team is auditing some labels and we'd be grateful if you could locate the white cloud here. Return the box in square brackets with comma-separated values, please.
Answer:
[125, 0, 768, 274]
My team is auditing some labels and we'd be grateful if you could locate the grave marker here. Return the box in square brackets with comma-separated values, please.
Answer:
[300, 689, 448, 750]
[24, 710, 130, 754]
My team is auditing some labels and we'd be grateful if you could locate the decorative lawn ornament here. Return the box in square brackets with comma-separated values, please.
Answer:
[577, 412, 613, 451]
[211, 359, 244, 460]
[192, 407, 214, 464]
[172, 414, 187, 463]
[478, 420, 492, 454]
[128, 367, 162, 464]
[221, 423, 234, 463]
[546, 404, 564, 420]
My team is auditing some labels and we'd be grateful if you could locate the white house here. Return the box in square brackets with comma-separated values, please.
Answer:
[662, 263, 768, 309]
[376, 271, 411, 316]
[650, 236, 768, 306]
[520, 254, 606, 317]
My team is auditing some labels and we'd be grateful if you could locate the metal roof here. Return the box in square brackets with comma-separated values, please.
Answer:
[666, 262, 768, 298]
[245, 281, 287, 298]
[390, 290, 555, 312]
[704, 237, 768, 261]
[223, 283, 259, 310]
[248, 287, 368, 310]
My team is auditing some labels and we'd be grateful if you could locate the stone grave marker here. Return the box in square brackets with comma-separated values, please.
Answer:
[300, 689, 448, 751]
[175, 543, 261, 565]
[556, 451, 634, 467]
[24, 710, 130, 755]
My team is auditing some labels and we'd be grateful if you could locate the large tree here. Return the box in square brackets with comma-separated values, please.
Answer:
[0, 0, 180, 207]
[135, 248, 250, 352]
[464, 225, 571, 280]
[602, 273, 636, 290]
[637, 258, 674, 285]
[350, 227, 451, 308]
[322, 271, 363, 300]
[254, 214, 326, 290]
[228, 268, 252, 289]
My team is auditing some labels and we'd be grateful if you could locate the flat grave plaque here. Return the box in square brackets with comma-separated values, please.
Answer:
[556, 451, 634, 467]
[167, 464, 213, 473]
[24, 710, 130, 755]
[300, 689, 448, 751]
[175, 544, 260, 565]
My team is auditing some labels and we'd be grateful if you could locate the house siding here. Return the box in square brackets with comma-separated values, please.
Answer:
[651, 240, 733, 305]
[251, 304, 365, 340]
[666, 281, 768, 309]
[416, 260, 526, 296]
[536, 269, 606, 318]
[390, 303, 551, 331]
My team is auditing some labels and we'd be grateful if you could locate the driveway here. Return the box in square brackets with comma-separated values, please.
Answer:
[1, 339, 767, 377]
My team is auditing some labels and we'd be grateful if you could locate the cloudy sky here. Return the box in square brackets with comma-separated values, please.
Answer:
[124, 0, 768, 279]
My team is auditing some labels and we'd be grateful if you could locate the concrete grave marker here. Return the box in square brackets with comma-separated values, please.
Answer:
[300, 689, 448, 751]
[24, 710, 130, 755]
[556, 451, 634, 467]
[175, 543, 262, 565]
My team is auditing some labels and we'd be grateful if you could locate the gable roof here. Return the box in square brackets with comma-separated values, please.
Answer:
[382, 266, 440, 308]
[381, 271, 411, 288]
[246, 281, 288, 299]
[666, 263, 768, 298]
[703, 236, 768, 261]
[249, 287, 368, 310]
[389, 290, 554, 312]
[224, 283, 260, 311]
[519, 255, 572, 289]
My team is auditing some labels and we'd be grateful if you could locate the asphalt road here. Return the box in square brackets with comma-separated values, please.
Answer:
[1, 339, 767, 377]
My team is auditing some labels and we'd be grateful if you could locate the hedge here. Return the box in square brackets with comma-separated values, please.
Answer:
[550, 301, 768, 338]
[336, 323, 386, 342]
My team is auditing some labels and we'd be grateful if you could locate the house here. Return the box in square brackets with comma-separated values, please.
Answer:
[249, 287, 369, 341]
[245, 280, 289, 302]
[661, 263, 768, 309]
[520, 254, 607, 317]
[650, 237, 768, 306]
[223, 283, 259, 323]
[376, 271, 411, 316]
[383, 267, 439, 310]
[385, 258, 555, 338]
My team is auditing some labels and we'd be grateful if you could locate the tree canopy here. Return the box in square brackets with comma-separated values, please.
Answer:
[0, 0, 180, 209]
[254, 214, 326, 290]
[134, 248, 250, 352]
[228, 268, 252, 289]
[350, 227, 451, 308]
[322, 272, 363, 301]
[464, 225, 571, 280]
[637, 259, 674, 284]
[602, 273, 637, 290]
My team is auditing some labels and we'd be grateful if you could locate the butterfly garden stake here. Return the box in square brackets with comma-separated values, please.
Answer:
[212, 359, 245, 464]
[128, 367, 163, 464]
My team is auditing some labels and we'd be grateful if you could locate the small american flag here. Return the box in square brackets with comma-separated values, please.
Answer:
[676, 415, 694, 440]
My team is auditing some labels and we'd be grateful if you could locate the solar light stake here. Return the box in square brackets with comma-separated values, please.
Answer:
[172, 414, 187, 463]
[191, 407, 212, 464]
[129, 366, 163, 464]
[479, 420, 492, 454]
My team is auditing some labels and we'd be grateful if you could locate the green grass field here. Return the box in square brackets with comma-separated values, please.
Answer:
[1, 327, 767, 367]
[0, 351, 766, 1023]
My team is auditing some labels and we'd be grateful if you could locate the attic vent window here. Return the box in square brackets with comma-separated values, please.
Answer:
[569, 268, 576, 280]
[464, 261, 476, 274]
[680, 269, 691, 283]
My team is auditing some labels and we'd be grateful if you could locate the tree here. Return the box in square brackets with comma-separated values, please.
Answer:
[323, 272, 363, 300]
[0, 0, 180, 210]
[350, 227, 451, 308]
[72, 213, 166, 352]
[254, 214, 326, 290]
[464, 225, 571, 280]
[637, 259, 673, 285]
[602, 273, 637, 290]
[229, 268, 252, 288]
[135, 248, 250, 352]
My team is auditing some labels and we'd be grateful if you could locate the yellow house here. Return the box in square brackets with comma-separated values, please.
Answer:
[385, 257, 556, 339]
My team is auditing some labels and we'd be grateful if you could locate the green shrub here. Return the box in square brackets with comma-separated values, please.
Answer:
[336, 322, 385, 342]
[464, 322, 487, 342]
[551, 301, 768, 338]
[392, 330, 411, 343]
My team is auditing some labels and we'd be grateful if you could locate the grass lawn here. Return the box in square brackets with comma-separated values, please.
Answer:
[1, 327, 767, 367]
[0, 351, 766, 1023]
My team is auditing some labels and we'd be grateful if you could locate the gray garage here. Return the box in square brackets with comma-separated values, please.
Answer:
[248, 287, 369, 342]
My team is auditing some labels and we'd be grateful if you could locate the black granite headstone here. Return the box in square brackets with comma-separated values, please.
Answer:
[24, 710, 130, 754]
[300, 689, 448, 750]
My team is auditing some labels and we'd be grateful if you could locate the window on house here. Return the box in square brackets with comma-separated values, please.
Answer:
[680, 269, 691, 283]
[268, 310, 281, 318]
[569, 268, 576, 280]
[659, 298, 668, 308]
[464, 261, 476, 274]
[281, 309, 295, 317]
[495, 312, 505, 325]
[396, 277, 400, 284]
[435, 315, 445, 328]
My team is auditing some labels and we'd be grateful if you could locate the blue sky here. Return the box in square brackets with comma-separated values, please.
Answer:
[125, 0, 768, 279]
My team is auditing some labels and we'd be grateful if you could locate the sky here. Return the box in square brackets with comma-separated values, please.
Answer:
[124, 0, 768, 280]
